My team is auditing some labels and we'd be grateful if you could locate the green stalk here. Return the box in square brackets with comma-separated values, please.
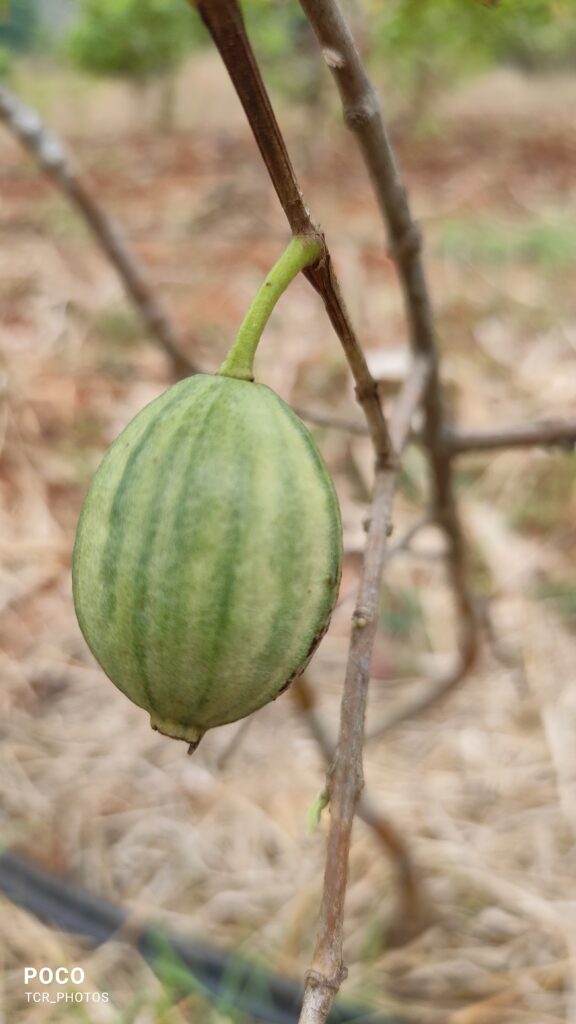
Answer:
[218, 235, 322, 382]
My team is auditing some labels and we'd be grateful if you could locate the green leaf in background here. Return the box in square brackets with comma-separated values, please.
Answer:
[67, 0, 205, 81]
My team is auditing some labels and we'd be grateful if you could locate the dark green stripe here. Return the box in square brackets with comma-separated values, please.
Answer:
[193, 418, 252, 717]
[251, 401, 340, 698]
[98, 381, 202, 625]
[141, 390, 227, 724]
[129, 389, 223, 709]
[220, 399, 312, 722]
[74, 380, 199, 657]
[282, 399, 343, 589]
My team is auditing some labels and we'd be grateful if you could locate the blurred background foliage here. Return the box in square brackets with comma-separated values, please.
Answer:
[367, 0, 576, 81]
[1, 0, 575, 102]
[66, 0, 205, 82]
[0, 0, 40, 52]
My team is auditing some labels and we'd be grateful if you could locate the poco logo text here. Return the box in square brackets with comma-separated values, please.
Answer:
[24, 968, 85, 985]
[23, 968, 109, 1004]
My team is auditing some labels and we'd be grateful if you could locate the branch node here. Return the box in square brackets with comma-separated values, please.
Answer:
[352, 607, 370, 630]
[354, 380, 379, 406]
[301, 230, 327, 269]
[375, 449, 400, 472]
[305, 965, 348, 990]
[388, 222, 422, 264]
[343, 96, 379, 130]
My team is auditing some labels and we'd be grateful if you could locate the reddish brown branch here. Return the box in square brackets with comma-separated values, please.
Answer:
[0, 85, 194, 378]
[191, 0, 394, 466]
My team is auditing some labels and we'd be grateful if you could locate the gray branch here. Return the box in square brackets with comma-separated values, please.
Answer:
[295, 2, 480, 1018]
[291, 675, 427, 946]
[447, 419, 576, 454]
[0, 84, 195, 377]
[297, 356, 430, 1024]
[297, 408, 576, 456]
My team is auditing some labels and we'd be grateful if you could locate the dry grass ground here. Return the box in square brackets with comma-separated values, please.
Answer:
[0, 56, 575, 1023]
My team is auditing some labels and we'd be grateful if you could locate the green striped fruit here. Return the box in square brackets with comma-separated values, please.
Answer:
[72, 374, 342, 748]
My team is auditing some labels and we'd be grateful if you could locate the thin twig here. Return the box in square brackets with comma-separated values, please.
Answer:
[447, 419, 576, 455]
[298, 357, 430, 1023]
[297, 409, 576, 456]
[0, 84, 194, 378]
[191, 0, 394, 467]
[298, 0, 433, 358]
[294, 407, 371, 437]
[389, 356, 430, 452]
[298, 0, 479, 709]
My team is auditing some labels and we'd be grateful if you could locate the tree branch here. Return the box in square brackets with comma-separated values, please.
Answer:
[446, 419, 576, 455]
[184, 1, 434, 1017]
[191, 0, 394, 466]
[301, 425, 576, 744]
[298, 356, 429, 1023]
[296, 408, 576, 456]
[298, 0, 479, 728]
[294, 407, 371, 436]
[292, 676, 426, 945]
[0, 84, 195, 378]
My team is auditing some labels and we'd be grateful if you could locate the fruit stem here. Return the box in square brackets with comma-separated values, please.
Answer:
[218, 234, 323, 382]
